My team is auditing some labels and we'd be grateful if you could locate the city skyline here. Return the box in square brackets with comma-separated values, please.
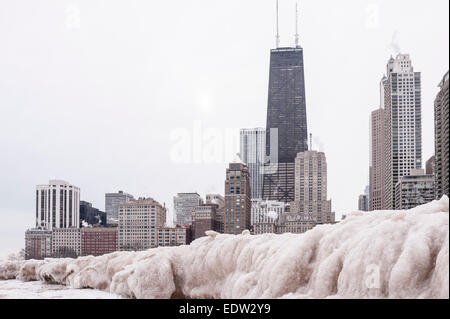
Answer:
[0, 0, 449, 258]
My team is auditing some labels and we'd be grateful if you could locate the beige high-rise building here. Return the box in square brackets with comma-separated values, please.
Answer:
[434, 71, 449, 199]
[369, 106, 385, 211]
[383, 54, 422, 210]
[291, 150, 334, 224]
[224, 156, 251, 235]
[118, 197, 166, 251]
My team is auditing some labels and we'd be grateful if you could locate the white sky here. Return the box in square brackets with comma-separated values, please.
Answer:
[0, 0, 448, 258]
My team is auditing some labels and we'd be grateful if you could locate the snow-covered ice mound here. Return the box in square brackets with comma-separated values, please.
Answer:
[0, 196, 448, 299]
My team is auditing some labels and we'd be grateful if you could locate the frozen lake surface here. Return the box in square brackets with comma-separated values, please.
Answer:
[0, 279, 120, 299]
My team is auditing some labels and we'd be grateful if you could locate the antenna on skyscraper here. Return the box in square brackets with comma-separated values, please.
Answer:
[309, 133, 312, 151]
[276, 0, 280, 48]
[295, 0, 299, 47]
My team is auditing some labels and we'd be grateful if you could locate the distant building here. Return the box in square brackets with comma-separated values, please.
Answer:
[358, 194, 369, 211]
[105, 191, 134, 225]
[36, 180, 80, 230]
[224, 157, 251, 235]
[291, 150, 335, 225]
[425, 155, 435, 176]
[192, 204, 217, 240]
[251, 199, 287, 226]
[24, 228, 52, 260]
[383, 54, 422, 210]
[370, 104, 385, 210]
[206, 194, 225, 233]
[52, 228, 81, 258]
[157, 224, 192, 246]
[81, 226, 118, 256]
[80, 201, 106, 227]
[240, 128, 266, 199]
[434, 71, 449, 199]
[173, 193, 203, 226]
[395, 169, 435, 210]
[118, 197, 166, 251]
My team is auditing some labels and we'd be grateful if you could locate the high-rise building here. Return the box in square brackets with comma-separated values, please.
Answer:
[81, 226, 118, 257]
[383, 54, 422, 209]
[206, 194, 225, 233]
[118, 197, 166, 251]
[369, 104, 385, 210]
[240, 128, 266, 199]
[434, 71, 449, 199]
[358, 185, 370, 211]
[224, 157, 251, 234]
[192, 204, 217, 240]
[291, 150, 334, 224]
[80, 201, 106, 227]
[24, 228, 52, 260]
[105, 191, 134, 225]
[36, 180, 80, 230]
[52, 228, 81, 258]
[395, 169, 435, 210]
[263, 44, 308, 203]
[173, 193, 203, 226]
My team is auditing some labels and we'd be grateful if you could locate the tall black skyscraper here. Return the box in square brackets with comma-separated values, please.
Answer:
[263, 47, 308, 203]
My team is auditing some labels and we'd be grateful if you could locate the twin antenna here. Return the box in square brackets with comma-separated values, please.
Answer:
[276, 0, 300, 48]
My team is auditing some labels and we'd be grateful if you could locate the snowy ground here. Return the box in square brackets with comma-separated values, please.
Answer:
[0, 279, 120, 299]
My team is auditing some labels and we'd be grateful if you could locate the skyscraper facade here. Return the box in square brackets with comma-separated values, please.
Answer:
[395, 169, 435, 210]
[36, 180, 80, 230]
[263, 46, 308, 203]
[434, 71, 449, 199]
[369, 106, 385, 210]
[291, 150, 334, 224]
[224, 159, 251, 235]
[383, 54, 422, 210]
[118, 197, 166, 251]
[105, 191, 134, 224]
[240, 128, 266, 199]
[173, 193, 203, 226]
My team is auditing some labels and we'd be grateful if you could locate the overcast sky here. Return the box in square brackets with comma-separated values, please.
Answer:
[0, 0, 448, 258]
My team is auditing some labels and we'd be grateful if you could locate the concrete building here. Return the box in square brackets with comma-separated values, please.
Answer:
[240, 128, 266, 199]
[105, 191, 134, 225]
[81, 226, 118, 256]
[426, 155, 435, 175]
[192, 204, 217, 240]
[118, 197, 166, 251]
[358, 194, 369, 211]
[395, 169, 435, 210]
[251, 199, 287, 226]
[173, 193, 203, 226]
[24, 228, 52, 260]
[80, 201, 106, 227]
[291, 150, 335, 224]
[224, 157, 251, 235]
[52, 228, 81, 258]
[157, 225, 192, 247]
[36, 180, 80, 230]
[434, 71, 449, 199]
[383, 54, 422, 209]
[369, 105, 385, 210]
[206, 194, 225, 233]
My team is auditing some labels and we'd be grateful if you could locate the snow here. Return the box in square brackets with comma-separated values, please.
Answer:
[0, 196, 448, 299]
[0, 280, 120, 299]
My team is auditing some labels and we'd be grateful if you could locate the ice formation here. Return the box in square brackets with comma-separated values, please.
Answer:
[0, 196, 448, 299]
